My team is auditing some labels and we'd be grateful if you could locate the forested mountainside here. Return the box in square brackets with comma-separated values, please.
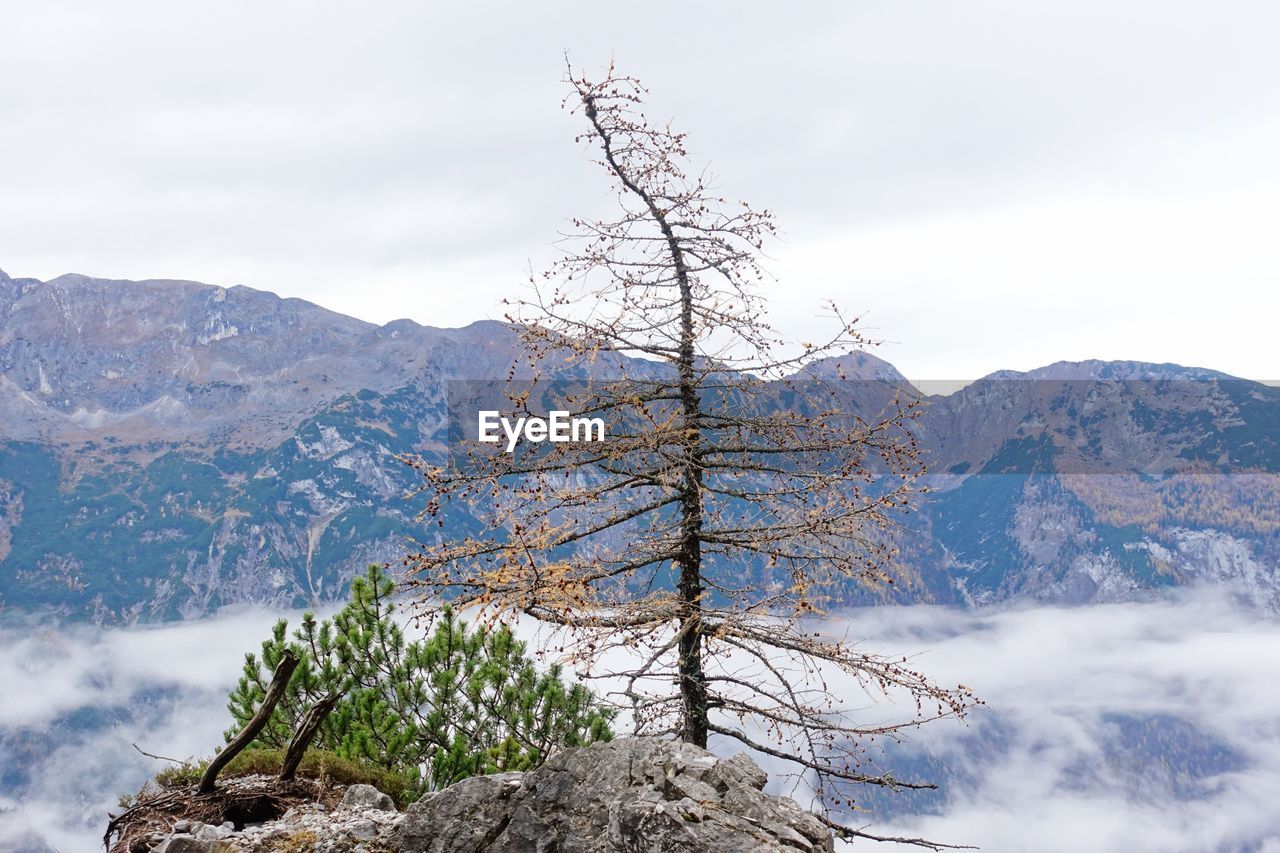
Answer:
[1, 269, 1276, 622]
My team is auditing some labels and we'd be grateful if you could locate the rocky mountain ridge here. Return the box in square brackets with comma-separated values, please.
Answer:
[0, 270, 1275, 621]
[0, 268, 529, 449]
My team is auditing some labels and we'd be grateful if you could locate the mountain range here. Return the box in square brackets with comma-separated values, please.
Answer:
[0, 268, 1275, 622]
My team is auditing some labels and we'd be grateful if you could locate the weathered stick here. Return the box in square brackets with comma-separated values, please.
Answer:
[199, 649, 299, 794]
[132, 742, 188, 766]
[280, 691, 342, 782]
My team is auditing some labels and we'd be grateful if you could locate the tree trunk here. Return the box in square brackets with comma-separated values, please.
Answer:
[199, 649, 298, 794]
[672, 229, 709, 749]
[573, 91, 711, 747]
[280, 691, 341, 782]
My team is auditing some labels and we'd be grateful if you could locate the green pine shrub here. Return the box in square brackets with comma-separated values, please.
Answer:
[225, 564, 614, 796]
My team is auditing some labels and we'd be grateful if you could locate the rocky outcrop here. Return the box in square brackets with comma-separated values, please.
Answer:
[140, 739, 833, 853]
[391, 738, 833, 853]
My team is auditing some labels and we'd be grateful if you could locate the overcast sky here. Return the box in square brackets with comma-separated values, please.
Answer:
[2, 1, 1277, 381]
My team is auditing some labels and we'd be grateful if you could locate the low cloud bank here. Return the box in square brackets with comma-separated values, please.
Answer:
[0, 609, 286, 851]
[1, 592, 1277, 852]
[838, 592, 1280, 852]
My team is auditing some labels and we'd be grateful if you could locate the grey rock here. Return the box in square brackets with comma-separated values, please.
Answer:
[395, 773, 523, 851]
[152, 834, 232, 853]
[192, 823, 230, 840]
[391, 737, 834, 853]
[721, 784, 832, 851]
[341, 782, 397, 812]
[707, 750, 769, 791]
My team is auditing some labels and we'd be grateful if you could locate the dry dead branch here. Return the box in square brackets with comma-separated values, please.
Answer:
[401, 59, 980, 847]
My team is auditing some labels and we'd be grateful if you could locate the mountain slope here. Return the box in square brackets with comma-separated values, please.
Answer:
[0, 267, 525, 448]
[0, 270, 1275, 621]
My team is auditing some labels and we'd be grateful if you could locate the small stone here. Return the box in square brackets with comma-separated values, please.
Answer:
[152, 835, 232, 853]
[341, 783, 397, 812]
[193, 823, 230, 840]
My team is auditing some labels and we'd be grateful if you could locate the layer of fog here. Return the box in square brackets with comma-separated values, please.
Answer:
[2, 590, 1277, 852]
[829, 595, 1280, 852]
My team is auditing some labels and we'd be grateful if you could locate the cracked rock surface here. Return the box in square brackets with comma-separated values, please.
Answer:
[143, 739, 834, 853]
[391, 738, 834, 853]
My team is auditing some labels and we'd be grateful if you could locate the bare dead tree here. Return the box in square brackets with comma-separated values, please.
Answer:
[402, 60, 979, 844]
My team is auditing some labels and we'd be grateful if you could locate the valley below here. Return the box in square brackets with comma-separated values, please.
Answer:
[1, 269, 1277, 852]
[2, 593, 1279, 852]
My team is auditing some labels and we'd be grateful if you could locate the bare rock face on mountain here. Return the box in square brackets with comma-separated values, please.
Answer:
[0, 269, 1276, 621]
[391, 738, 834, 853]
[0, 269, 525, 448]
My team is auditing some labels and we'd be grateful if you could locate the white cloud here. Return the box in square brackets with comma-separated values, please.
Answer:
[3, 592, 1280, 851]
[1, 1, 1278, 378]
[833, 593, 1280, 852]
